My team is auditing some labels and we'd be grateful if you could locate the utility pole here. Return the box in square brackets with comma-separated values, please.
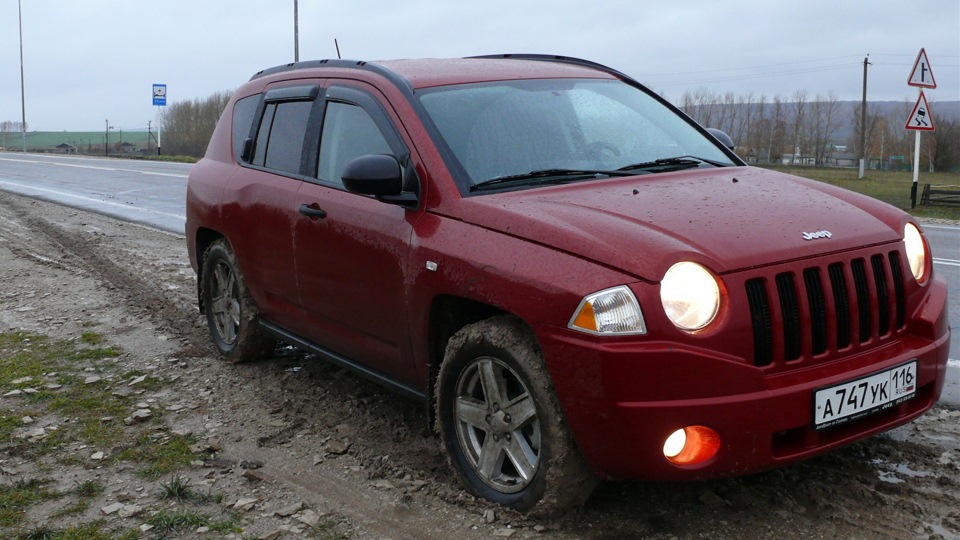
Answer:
[858, 55, 871, 179]
[294, 0, 299, 62]
[18, 0, 27, 153]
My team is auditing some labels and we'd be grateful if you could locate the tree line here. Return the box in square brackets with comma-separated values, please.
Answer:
[1, 121, 28, 149]
[679, 89, 959, 171]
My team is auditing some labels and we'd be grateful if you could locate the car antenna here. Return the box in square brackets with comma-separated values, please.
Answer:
[335, 38, 341, 59]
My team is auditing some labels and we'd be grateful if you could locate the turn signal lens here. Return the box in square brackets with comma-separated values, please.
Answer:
[903, 223, 927, 283]
[569, 286, 646, 336]
[663, 426, 721, 466]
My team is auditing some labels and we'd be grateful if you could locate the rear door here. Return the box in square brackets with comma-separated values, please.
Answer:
[221, 82, 323, 329]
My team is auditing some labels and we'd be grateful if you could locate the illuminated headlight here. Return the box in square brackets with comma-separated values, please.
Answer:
[903, 223, 927, 283]
[660, 262, 720, 331]
[569, 286, 646, 335]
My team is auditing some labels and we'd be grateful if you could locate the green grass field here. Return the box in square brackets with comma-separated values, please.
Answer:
[0, 131, 152, 151]
[762, 165, 960, 221]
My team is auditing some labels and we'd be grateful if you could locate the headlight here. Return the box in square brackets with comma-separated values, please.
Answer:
[903, 223, 927, 283]
[569, 286, 646, 335]
[660, 262, 720, 331]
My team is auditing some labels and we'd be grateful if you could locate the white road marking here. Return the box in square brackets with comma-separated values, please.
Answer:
[0, 156, 188, 179]
[934, 259, 960, 268]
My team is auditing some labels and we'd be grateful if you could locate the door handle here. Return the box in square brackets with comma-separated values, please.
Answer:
[298, 204, 327, 220]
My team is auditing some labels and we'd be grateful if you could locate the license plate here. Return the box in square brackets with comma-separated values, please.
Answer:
[813, 361, 917, 430]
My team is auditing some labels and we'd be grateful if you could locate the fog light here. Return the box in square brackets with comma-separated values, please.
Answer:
[663, 426, 721, 466]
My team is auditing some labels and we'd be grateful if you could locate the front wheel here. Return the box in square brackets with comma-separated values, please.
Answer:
[436, 316, 596, 512]
[200, 239, 273, 363]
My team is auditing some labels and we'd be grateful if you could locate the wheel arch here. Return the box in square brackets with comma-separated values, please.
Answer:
[194, 227, 226, 313]
[425, 294, 509, 424]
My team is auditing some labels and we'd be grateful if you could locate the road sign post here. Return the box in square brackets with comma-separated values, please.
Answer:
[153, 84, 166, 155]
[905, 50, 936, 208]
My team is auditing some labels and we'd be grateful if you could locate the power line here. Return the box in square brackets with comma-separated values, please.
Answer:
[646, 62, 862, 88]
[644, 55, 864, 77]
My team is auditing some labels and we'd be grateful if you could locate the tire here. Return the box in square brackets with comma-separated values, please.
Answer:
[436, 315, 597, 513]
[200, 239, 273, 363]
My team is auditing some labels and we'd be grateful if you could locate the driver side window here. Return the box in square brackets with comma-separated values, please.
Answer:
[317, 102, 392, 187]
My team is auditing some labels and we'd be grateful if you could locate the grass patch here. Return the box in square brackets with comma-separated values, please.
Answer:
[159, 474, 198, 503]
[0, 414, 20, 443]
[144, 511, 207, 534]
[0, 330, 134, 458]
[48, 479, 107, 518]
[120, 370, 163, 392]
[72, 480, 105, 499]
[64, 346, 122, 362]
[143, 506, 241, 534]
[0, 479, 61, 529]
[116, 432, 197, 479]
[760, 166, 960, 221]
[3, 331, 199, 499]
[15, 521, 117, 540]
[79, 332, 104, 346]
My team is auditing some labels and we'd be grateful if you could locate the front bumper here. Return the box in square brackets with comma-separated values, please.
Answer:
[534, 273, 950, 481]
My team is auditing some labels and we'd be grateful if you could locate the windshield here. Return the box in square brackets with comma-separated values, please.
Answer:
[418, 78, 736, 191]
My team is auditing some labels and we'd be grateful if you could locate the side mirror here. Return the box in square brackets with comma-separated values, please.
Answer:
[342, 154, 403, 196]
[706, 128, 735, 151]
[342, 154, 420, 208]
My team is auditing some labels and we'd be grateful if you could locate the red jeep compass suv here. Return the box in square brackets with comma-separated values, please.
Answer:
[186, 55, 951, 512]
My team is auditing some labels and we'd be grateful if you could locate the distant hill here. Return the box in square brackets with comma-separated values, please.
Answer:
[829, 100, 959, 142]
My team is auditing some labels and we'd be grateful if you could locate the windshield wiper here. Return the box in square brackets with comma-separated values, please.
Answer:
[616, 155, 727, 172]
[470, 168, 636, 192]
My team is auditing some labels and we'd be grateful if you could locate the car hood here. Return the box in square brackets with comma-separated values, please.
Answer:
[453, 167, 909, 281]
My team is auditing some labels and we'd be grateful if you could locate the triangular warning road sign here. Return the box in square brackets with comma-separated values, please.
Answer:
[905, 91, 935, 131]
[907, 48, 937, 88]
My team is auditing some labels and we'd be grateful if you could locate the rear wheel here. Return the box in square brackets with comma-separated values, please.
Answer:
[436, 316, 596, 512]
[200, 239, 273, 363]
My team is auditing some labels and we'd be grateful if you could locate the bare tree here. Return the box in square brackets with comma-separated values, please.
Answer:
[788, 90, 808, 164]
[160, 91, 232, 157]
[807, 92, 841, 165]
[764, 95, 787, 164]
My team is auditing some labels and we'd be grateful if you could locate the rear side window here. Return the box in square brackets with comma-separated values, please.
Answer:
[262, 100, 313, 174]
[317, 102, 392, 186]
[247, 84, 321, 175]
[248, 100, 313, 175]
[231, 94, 260, 162]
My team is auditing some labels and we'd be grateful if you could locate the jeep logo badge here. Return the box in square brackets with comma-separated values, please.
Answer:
[802, 230, 833, 240]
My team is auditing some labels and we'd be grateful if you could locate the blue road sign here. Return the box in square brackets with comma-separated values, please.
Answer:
[153, 84, 167, 106]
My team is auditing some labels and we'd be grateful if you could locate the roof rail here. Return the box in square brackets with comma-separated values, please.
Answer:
[250, 59, 367, 81]
[467, 54, 639, 85]
[248, 59, 415, 96]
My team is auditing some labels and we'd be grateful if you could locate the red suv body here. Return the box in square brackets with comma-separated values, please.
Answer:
[186, 55, 951, 511]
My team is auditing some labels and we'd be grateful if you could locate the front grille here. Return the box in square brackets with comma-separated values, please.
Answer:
[746, 250, 907, 368]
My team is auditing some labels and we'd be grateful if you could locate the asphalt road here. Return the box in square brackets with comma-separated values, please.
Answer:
[0, 152, 957, 406]
[0, 152, 189, 234]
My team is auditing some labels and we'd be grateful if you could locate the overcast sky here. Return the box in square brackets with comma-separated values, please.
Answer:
[1, 0, 957, 132]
